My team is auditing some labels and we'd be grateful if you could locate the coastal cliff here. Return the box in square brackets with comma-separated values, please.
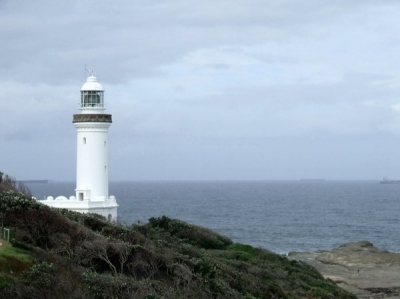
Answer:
[0, 191, 355, 299]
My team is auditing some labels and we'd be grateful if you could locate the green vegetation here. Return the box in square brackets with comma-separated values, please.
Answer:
[0, 189, 357, 299]
[0, 240, 33, 273]
[0, 172, 31, 197]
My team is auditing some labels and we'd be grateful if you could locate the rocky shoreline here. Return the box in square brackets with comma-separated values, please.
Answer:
[288, 241, 400, 299]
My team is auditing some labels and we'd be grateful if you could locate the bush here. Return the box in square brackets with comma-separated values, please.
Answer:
[0, 190, 356, 299]
[0, 172, 32, 197]
[148, 216, 232, 250]
[22, 262, 54, 288]
[0, 274, 9, 289]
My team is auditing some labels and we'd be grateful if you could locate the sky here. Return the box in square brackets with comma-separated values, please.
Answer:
[2, 0, 400, 181]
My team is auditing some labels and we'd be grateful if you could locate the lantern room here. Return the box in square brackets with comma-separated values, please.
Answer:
[80, 76, 104, 112]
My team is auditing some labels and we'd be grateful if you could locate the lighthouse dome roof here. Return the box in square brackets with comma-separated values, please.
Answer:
[81, 76, 104, 91]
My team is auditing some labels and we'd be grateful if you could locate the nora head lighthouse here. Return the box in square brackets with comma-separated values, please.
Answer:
[41, 74, 118, 221]
[74, 76, 111, 203]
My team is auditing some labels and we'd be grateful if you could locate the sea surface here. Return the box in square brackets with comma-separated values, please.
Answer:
[26, 180, 400, 254]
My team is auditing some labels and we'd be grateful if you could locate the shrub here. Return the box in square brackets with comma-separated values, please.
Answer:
[0, 274, 9, 289]
[0, 189, 356, 299]
[148, 216, 232, 250]
[22, 262, 54, 288]
[0, 172, 32, 197]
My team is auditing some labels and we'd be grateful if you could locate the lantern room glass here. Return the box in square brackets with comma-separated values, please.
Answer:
[81, 91, 104, 108]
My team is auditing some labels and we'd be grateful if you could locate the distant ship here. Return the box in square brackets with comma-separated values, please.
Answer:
[380, 177, 400, 184]
[300, 179, 326, 182]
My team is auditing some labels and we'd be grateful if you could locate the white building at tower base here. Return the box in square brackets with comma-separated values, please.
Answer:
[41, 195, 118, 221]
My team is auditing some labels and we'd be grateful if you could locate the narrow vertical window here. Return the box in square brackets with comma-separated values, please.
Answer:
[83, 137, 86, 144]
[104, 141, 107, 147]
[105, 166, 107, 173]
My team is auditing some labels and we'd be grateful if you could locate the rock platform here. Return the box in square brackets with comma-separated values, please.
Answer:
[288, 241, 400, 299]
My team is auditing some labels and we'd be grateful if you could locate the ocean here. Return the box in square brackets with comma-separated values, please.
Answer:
[26, 180, 400, 255]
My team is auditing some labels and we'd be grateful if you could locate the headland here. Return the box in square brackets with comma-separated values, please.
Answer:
[289, 241, 400, 299]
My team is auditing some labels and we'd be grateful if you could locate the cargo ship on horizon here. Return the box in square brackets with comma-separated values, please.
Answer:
[380, 177, 400, 184]
[300, 179, 326, 182]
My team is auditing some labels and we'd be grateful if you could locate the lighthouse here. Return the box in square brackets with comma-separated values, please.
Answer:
[40, 75, 118, 221]
[74, 76, 111, 203]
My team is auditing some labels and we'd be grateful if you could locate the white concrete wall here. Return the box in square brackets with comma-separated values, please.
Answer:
[39, 198, 118, 222]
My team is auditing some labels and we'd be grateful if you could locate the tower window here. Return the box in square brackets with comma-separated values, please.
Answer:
[83, 137, 86, 144]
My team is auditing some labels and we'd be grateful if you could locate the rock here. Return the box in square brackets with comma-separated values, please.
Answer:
[289, 241, 400, 299]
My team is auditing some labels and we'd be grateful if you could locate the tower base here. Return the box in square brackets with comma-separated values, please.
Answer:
[39, 195, 118, 222]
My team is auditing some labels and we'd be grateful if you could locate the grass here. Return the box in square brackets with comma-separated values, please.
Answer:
[0, 238, 33, 275]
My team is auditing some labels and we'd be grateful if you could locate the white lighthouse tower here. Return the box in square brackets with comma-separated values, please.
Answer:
[74, 76, 111, 203]
[40, 75, 118, 221]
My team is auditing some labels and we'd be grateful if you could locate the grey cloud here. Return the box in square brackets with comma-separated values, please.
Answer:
[2, 0, 400, 180]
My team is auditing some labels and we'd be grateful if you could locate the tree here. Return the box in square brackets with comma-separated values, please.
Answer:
[83, 239, 118, 275]
[114, 242, 132, 274]
[0, 171, 32, 197]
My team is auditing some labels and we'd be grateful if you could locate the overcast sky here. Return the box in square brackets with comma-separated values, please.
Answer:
[2, 0, 400, 181]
